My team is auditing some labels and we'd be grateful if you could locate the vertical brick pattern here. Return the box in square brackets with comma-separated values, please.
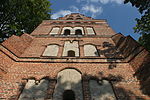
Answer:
[46, 80, 57, 99]
[82, 77, 91, 100]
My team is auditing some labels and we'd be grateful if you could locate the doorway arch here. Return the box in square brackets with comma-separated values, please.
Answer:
[53, 69, 83, 100]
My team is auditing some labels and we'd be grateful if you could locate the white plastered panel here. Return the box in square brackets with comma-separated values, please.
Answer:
[50, 27, 60, 35]
[43, 45, 59, 56]
[53, 69, 83, 100]
[84, 45, 98, 56]
[62, 41, 79, 56]
[18, 79, 49, 100]
[89, 80, 116, 100]
[86, 27, 95, 35]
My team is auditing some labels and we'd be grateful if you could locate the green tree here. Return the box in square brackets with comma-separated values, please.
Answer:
[124, 0, 150, 51]
[0, 0, 51, 42]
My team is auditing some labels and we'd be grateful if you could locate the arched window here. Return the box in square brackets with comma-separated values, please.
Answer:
[67, 50, 75, 57]
[73, 27, 84, 35]
[64, 29, 71, 35]
[75, 29, 82, 35]
[63, 90, 75, 100]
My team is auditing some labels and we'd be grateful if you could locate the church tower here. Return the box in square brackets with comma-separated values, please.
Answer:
[0, 13, 150, 100]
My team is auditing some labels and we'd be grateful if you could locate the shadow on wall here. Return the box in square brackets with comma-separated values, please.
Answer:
[111, 34, 150, 96]
[96, 41, 123, 69]
[53, 75, 83, 100]
[8, 77, 52, 100]
[135, 54, 150, 96]
[115, 87, 145, 100]
[103, 73, 145, 100]
[8, 73, 145, 100]
[99, 42, 123, 58]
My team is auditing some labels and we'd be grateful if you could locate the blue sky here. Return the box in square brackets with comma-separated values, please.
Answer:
[50, 0, 141, 40]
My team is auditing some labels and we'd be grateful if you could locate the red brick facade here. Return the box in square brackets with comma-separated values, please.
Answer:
[0, 13, 150, 100]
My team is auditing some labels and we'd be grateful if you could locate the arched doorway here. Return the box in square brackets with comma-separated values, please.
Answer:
[53, 69, 83, 100]
[63, 90, 75, 100]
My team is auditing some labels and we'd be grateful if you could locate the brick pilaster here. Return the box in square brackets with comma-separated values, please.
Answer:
[82, 76, 91, 100]
[46, 79, 57, 99]
[58, 46, 63, 57]
[80, 45, 84, 57]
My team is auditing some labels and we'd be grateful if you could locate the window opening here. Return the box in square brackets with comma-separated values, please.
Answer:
[63, 90, 75, 100]
[67, 50, 75, 57]
[64, 29, 71, 35]
[75, 29, 82, 35]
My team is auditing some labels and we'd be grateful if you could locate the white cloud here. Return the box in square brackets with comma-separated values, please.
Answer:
[70, 6, 80, 12]
[99, 0, 109, 4]
[52, 3, 104, 19]
[51, 10, 73, 19]
[82, 4, 103, 18]
[102, 0, 124, 4]
[52, 0, 125, 19]
[76, 0, 124, 4]
[110, 0, 124, 4]
[51, 6, 81, 19]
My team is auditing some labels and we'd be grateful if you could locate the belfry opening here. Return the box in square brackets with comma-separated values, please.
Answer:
[64, 29, 70, 35]
[75, 29, 82, 35]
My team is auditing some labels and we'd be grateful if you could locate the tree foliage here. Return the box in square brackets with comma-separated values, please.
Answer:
[138, 34, 150, 51]
[0, 0, 51, 42]
[124, 0, 150, 51]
